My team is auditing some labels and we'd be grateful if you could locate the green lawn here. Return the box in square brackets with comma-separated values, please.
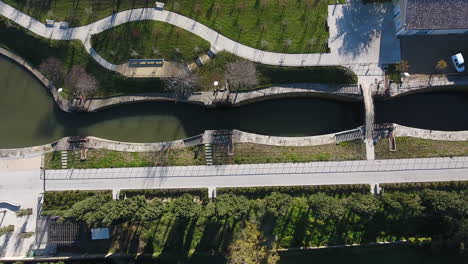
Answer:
[44, 141, 365, 169]
[375, 137, 468, 159]
[91, 21, 211, 64]
[198, 52, 358, 91]
[44, 147, 205, 169]
[232, 141, 365, 164]
[0, 18, 165, 97]
[3, 0, 344, 53]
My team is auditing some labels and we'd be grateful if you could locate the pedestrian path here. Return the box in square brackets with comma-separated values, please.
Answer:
[0, 0, 399, 75]
[42, 156, 468, 181]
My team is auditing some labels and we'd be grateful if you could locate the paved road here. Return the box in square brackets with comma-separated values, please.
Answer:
[0, 0, 399, 72]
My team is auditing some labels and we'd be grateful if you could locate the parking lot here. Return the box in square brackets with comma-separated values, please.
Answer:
[400, 34, 468, 74]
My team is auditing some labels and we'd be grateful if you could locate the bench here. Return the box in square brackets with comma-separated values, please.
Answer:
[128, 59, 164, 67]
[155, 2, 165, 10]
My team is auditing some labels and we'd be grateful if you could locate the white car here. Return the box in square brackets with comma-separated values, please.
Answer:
[451, 53, 465, 72]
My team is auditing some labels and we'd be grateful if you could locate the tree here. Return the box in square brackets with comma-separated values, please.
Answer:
[39, 57, 65, 85]
[308, 193, 345, 221]
[142, 199, 164, 223]
[61, 193, 111, 225]
[101, 195, 150, 225]
[381, 192, 424, 218]
[264, 192, 292, 218]
[396, 60, 410, 72]
[227, 221, 279, 264]
[164, 67, 199, 98]
[66, 65, 98, 99]
[225, 60, 258, 90]
[420, 189, 467, 218]
[435, 59, 448, 72]
[346, 193, 379, 219]
[170, 194, 201, 221]
[211, 194, 250, 220]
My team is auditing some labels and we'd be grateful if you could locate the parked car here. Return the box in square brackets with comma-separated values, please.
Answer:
[451, 53, 465, 72]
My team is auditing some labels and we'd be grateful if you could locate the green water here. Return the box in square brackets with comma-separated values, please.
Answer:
[0, 57, 363, 148]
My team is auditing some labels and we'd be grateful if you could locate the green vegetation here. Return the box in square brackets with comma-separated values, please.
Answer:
[375, 137, 468, 159]
[16, 208, 33, 217]
[44, 147, 205, 169]
[3, 0, 344, 53]
[198, 52, 357, 91]
[43, 190, 112, 216]
[381, 181, 468, 193]
[232, 141, 365, 164]
[44, 142, 366, 169]
[217, 184, 370, 198]
[386, 63, 402, 84]
[0, 18, 165, 97]
[120, 188, 209, 202]
[45, 185, 468, 259]
[91, 21, 211, 64]
[0, 225, 14, 237]
[18, 232, 35, 239]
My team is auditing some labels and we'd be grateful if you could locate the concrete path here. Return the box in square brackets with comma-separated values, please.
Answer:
[40, 156, 468, 183]
[361, 83, 375, 160]
[0, 0, 399, 73]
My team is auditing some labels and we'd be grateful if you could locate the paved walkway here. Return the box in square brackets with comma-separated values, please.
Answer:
[0, 0, 399, 74]
[41, 156, 468, 182]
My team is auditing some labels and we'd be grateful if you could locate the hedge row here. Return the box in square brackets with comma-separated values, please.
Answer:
[217, 184, 370, 199]
[43, 190, 112, 212]
[381, 181, 468, 193]
[119, 188, 209, 202]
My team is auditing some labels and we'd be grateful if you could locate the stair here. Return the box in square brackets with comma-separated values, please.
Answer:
[61, 151, 68, 169]
[204, 144, 213, 165]
[335, 129, 364, 143]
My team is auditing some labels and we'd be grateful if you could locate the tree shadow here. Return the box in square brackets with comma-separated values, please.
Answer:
[333, 1, 387, 59]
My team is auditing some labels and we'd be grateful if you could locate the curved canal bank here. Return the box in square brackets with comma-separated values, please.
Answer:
[4, 53, 468, 150]
[0, 55, 363, 148]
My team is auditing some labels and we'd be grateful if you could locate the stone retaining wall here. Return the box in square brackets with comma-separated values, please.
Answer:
[394, 124, 468, 141]
[0, 47, 70, 112]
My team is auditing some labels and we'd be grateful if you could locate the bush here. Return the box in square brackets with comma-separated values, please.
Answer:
[43, 190, 112, 215]
[16, 208, 33, 217]
[0, 225, 14, 237]
[217, 184, 370, 199]
[119, 188, 209, 202]
[381, 181, 468, 193]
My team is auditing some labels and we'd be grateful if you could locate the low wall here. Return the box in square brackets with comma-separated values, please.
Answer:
[394, 124, 468, 141]
[1, 47, 361, 112]
[0, 47, 70, 112]
[232, 129, 338, 146]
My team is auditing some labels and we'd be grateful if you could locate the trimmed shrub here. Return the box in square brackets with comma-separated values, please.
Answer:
[217, 184, 370, 199]
[16, 208, 33, 217]
[119, 188, 209, 202]
[381, 181, 468, 193]
[43, 190, 112, 214]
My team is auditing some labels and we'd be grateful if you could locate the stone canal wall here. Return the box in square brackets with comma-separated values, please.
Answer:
[394, 124, 468, 141]
[84, 83, 361, 112]
[0, 47, 71, 112]
[1, 46, 362, 112]
[0, 128, 356, 158]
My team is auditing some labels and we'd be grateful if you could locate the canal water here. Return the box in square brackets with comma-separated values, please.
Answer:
[0, 57, 362, 148]
[3, 56, 468, 149]
[375, 92, 468, 131]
